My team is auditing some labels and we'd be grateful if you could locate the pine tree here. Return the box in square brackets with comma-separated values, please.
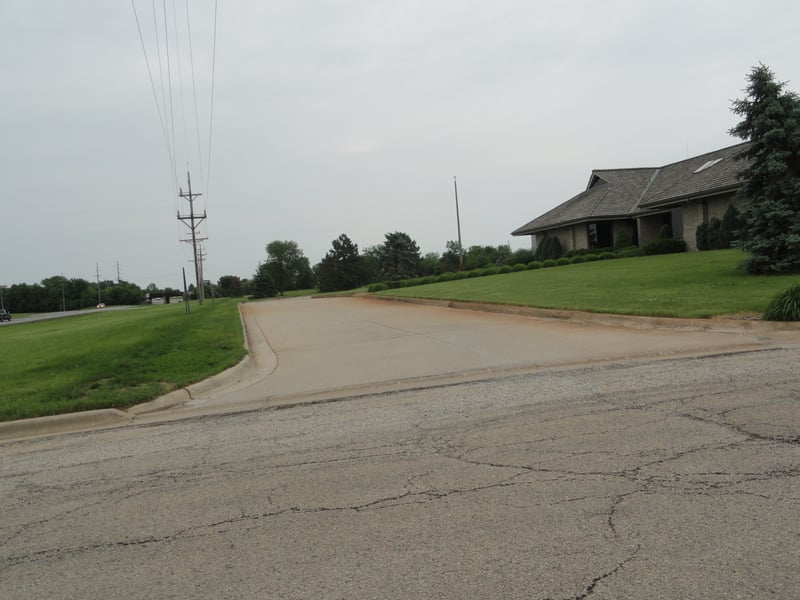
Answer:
[730, 64, 800, 274]
[380, 232, 422, 281]
[316, 234, 364, 292]
[251, 262, 278, 298]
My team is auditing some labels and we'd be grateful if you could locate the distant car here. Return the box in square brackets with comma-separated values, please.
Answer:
[0, 309, 11, 321]
[96, 303, 106, 309]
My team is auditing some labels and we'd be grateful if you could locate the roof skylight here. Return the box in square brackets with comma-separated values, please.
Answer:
[694, 158, 723, 173]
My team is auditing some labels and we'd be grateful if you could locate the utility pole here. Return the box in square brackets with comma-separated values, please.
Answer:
[177, 171, 207, 304]
[454, 176, 464, 270]
[95, 264, 102, 306]
[116, 261, 121, 284]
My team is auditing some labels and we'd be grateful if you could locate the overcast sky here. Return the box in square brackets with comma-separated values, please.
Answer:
[2, 1, 799, 289]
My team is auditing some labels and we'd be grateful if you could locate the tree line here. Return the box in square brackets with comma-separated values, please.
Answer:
[230, 234, 536, 298]
[2, 277, 144, 313]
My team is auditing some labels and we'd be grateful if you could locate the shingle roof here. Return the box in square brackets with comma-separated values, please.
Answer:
[638, 143, 751, 209]
[512, 143, 751, 236]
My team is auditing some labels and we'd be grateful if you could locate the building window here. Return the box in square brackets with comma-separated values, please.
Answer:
[587, 222, 613, 248]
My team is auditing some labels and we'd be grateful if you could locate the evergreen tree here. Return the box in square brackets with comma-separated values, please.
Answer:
[730, 64, 800, 273]
[380, 232, 421, 280]
[316, 234, 364, 292]
[251, 262, 278, 298]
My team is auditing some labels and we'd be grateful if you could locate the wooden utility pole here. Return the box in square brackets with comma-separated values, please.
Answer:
[454, 176, 464, 270]
[177, 171, 207, 305]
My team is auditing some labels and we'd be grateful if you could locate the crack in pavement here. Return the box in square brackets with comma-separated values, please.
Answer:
[566, 544, 642, 600]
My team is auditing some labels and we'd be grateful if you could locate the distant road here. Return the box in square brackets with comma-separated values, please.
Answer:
[0, 305, 135, 326]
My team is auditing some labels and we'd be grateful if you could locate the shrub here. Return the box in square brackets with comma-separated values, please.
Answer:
[763, 283, 800, 321]
[451, 271, 469, 280]
[511, 263, 527, 272]
[566, 247, 612, 258]
[405, 278, 424, 287]
[582, 254, 599, 262]
[510, 248, 535, 265]
[437, 272, 456, 282]
[482, 266, 500, 276]
[526, 261, 542, 270]
[599, 252, 616, 260]
[570, 255, 586, 264]
[498, 265, 513, 274]
[420, 276, 437, 285]
[542, 259, 557, 268]
[616, 246, 645, 258]
[368, 283, 388, 292]
[697, 206, 744, 251]
[707, 217, 723, 249]
[534, 236, 563, 261]
[720, 205, 744, 248]
[614, 229, 634, 250]
[556, 257, 571, 266]
[696, 222, 710, 251]
[387, 280, 408, 289]
[643, 238, 687, 256]
[465, 269, 484, 278]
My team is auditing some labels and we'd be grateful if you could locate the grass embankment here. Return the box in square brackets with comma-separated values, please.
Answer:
[0, 299, 245, 421]
[376, 250, 800, 318]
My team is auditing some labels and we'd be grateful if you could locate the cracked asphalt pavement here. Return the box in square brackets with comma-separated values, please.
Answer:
[1, 298, 799, 598]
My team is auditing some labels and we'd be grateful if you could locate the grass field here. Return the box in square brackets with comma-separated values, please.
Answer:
[376, 250, 800, 318]
[0, 299, 245, 421]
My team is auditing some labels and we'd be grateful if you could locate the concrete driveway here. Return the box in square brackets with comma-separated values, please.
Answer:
[131, 295, 789, 422]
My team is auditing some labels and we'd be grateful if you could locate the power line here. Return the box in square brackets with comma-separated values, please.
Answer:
[131, 0, 177, 187]
[162, 0, 177, 179]
[185, 0, 206, 196]
[150, 0, 175, 183]
[205, 0, 219, 207]
[171, 0, 191, 171]
[133, 0, 217, 198]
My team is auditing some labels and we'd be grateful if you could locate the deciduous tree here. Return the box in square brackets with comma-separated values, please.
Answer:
[217, 275, 244, 297]
[264, 240, 313, 294]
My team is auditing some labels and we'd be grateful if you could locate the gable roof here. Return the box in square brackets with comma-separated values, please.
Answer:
[512, 143, 751, 236]
[637, 143, 750, 209]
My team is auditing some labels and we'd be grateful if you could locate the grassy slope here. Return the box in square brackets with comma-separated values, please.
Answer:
[0, 300, 245, 421]
[377, 250, 800, 318]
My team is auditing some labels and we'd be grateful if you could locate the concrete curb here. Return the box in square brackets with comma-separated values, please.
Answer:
[129, 305, 254, 416]
[0, 409, 132, 442]
[364, 294, 800, 333]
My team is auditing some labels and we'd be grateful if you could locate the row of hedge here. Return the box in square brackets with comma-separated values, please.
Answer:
[367, 239, 688, 292]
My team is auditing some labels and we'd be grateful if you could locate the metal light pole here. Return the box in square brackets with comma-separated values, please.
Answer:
[454, 176, 464, 270]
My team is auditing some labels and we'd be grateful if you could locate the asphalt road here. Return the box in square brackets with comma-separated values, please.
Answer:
[0, 305, 134, 326]
[1, 298, 799, 598]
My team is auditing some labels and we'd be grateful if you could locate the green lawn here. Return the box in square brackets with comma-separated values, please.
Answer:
[376, 250, 800, 318]
[0, 299, 245, 421]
